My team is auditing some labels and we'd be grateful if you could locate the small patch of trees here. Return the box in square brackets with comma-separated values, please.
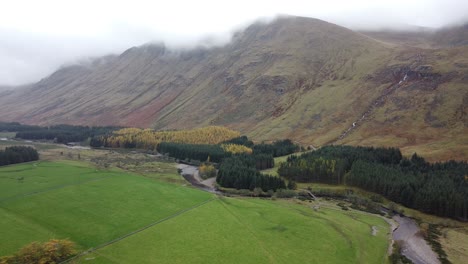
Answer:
[253, 139, 300, 157]
[278, 156, 345, 184]
[0, 239, 76, 264]
[216, 154, 286, 191]
[0, 146, 39, 166]
[199, 163, 216, 179]
[220, 144, 252, 154]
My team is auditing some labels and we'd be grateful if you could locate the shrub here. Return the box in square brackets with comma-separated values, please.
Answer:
[0, 239, 76, 264]
[199, 163, 217, 179]
[287, 180, 297, 190]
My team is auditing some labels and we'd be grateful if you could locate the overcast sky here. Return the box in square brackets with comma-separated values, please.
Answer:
[1, 0, 467, 86]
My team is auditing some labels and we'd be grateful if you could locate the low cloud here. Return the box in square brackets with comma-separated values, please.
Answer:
[1, 0, 467, 86]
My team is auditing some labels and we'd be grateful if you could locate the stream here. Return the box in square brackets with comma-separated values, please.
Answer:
[392, 215, 440, 264]
[176, 164, 218, 193]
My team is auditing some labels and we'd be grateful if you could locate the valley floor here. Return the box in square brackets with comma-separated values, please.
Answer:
[76, 198, 389, 264]
[0, 159, 389, 264]
[1, 141, 466, 263]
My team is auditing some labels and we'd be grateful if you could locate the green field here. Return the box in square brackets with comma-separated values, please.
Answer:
[0, 160, 390, 263]
[0, 161, 212, 256]
[78, 198, 389, 264]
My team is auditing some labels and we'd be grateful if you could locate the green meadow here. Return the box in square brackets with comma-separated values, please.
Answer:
[79, 198, 389, 264]
[0, 161, 212, 256]
[0, 160, 389, 263]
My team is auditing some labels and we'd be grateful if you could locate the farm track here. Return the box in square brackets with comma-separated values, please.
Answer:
[61, 197, 216, 263]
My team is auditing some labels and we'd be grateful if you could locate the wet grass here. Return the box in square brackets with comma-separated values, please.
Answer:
[78, 198, 390, 264]
[0, 161, 212, 256]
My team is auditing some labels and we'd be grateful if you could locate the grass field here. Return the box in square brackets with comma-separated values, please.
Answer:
[0, 160, 391, 263]
[77, 198, 390, 264]
[0, 161, 212, 256]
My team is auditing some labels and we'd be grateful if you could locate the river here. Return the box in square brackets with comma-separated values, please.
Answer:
[176, 164, 218, 193]
[392, 215, 440, 264]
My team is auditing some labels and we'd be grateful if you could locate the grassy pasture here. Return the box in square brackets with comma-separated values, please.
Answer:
[261, 150, 468, 264]
[78, 198, 390, 264]
[0, 160, 391, 264]
[0, 161, 212, 256]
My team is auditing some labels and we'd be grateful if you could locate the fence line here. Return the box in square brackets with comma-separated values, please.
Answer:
[61, 197, 216, 263]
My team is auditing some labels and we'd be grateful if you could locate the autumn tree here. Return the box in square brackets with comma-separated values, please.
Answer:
[0, 239, 76, 264]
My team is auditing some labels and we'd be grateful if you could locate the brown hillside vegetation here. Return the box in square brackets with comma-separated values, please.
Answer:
[0, 16, 466, 161]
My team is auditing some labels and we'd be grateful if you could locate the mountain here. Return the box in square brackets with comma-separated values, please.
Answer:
[0, 16, 467, 161]
[431, 23, 468, 47]
[360, 23, 468, 48]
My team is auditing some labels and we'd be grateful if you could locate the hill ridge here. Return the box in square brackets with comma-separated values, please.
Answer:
[0, 16, 466, 161]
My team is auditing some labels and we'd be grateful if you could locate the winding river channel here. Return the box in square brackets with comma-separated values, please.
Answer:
[392, 215, 440, 264]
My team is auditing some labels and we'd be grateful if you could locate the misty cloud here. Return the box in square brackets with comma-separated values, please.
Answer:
[1, 0, 467, 86]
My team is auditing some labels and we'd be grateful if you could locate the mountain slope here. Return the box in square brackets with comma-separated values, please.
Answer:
[0, 16, 466, 161]
[359, 23, 468, 48]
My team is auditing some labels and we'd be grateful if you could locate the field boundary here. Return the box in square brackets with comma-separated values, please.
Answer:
[61, 197, 216, 263]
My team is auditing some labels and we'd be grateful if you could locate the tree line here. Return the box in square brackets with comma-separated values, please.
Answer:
[156, 142, 275, 169]
[278, 146, 467, 220]
[278, 145, 401, 184]
[216, 154, 286, 191]
[157, 142, 228, 163]
[0, 122, 42, 132]
[0, 122, 119, 144]
[90, 126, 241, 149]
[278, 156, 345, 184]
[347, 155, 467, 219]
[0, 146, 39, 166]
[253, 139, 301, 157]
